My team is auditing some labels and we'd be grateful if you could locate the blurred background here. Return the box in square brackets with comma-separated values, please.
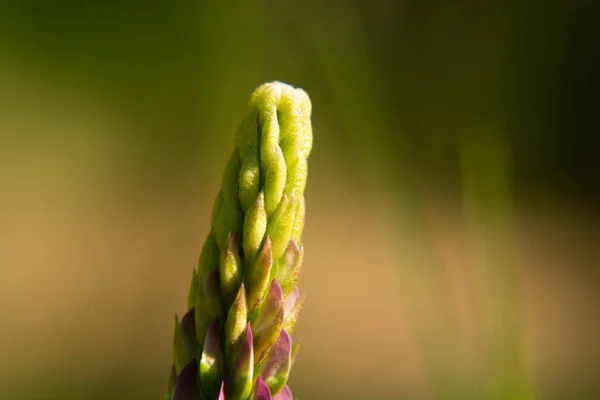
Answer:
[1, 1, 599, 399]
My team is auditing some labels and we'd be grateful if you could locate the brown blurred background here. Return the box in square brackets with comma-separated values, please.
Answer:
[0, 1, 599, 399]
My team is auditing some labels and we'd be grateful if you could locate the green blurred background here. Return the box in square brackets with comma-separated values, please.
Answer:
[0, 1, 598, 399]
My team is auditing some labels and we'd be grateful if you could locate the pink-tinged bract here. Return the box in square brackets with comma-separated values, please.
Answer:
[261, 329, 292, 395]
[253, 377, 273, 400]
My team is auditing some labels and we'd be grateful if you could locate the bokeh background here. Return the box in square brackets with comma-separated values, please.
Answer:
[1, 1, 599, 399]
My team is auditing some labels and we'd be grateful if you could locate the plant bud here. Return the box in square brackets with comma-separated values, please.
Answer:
[291, 196, 305, 243]
[199, 318, 224, 398]
[225, 283, 248, 366]
[276, 240, 303, 297]
[195, 270, 221, 344]
[266, 194, 296, 262]
[220, 234, 242, 308]
[253, 279, 285, 364]
[239, 149, 261, 213]
[173, 360, 198, 400]
[243, 192, 267, 262]
[227, 323, 254, 400]
[261, 329, 292, 395]
[263, 147, 287, 216]
[173, 310, 196, 374]
[167, 82, 312, 400]
[246, 237, 273, 312]
[284, 150, 307, 199]
[187, 267, 198, 311]
[198, 232, 218, 277]
[216, 195, 243, 251]
[282, 287, 305, 335]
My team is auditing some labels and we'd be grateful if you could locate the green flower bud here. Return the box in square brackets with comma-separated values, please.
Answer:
[227, 323, 254, 400]
[221, 152, 241, 199]
[187, 266, 199, 310]
[243, 192, 268, 262]
[282, 287, 305, 335]
[173, 309, 197, 374]
[165, 366, 176, 400]
[278, 90, 304, 167]
[266, 194, 296, 262]
[291, 342, 300, 368]
[263, 147, 287, 216]
[235, 110, 259, 161]
[172, 316, 188, 374]
[219, 234, 242, 308]
[216, 194, 243, 251]
[211, 192, 224, 231]
[253, 279, 285, 364]
[195, 270, 221, 344]
[284, 150, 307, 198]
[246, 236, 273, 313]
[200, 319, 224, 398]
[198, 232, 218, 277]
[276, 240, 303, 297]
[225, 283, 248, 366]
[261, 329, 292, 395]
[291, 196, 305, 243]
[239, 149, 261, 213]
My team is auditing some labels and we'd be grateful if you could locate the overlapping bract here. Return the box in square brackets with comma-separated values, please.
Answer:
[167, 82, 312, 400]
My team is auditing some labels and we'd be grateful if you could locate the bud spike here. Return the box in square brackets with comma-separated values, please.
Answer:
[167, 82, 312, 400]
